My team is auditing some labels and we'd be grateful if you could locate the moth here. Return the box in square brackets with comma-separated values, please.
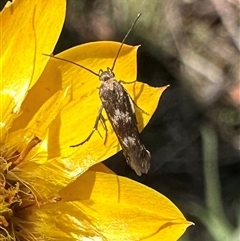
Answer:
[44, 14, 151, 176]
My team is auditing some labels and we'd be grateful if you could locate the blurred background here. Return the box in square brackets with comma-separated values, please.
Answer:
[58, 1, 240, 240]
[2, 0, 239, 240]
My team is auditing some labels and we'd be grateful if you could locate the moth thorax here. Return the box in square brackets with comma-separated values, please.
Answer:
[99, 68, 115, 82]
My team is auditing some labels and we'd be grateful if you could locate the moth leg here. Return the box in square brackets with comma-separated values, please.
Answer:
[128, 94, 149, 115]
[70, 105, 104, 147]
[99, 115, 108, 145]
[119, 80, 149, 115]
[122, 86, 149, 116]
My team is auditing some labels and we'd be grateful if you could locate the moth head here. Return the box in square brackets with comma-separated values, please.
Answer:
[99, 67, 115, 82]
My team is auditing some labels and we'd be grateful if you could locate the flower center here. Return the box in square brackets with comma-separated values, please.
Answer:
[0, 136, 41, 240]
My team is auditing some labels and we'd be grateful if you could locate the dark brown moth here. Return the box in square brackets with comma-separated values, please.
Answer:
[43, 14, 151, 176]
[97, 67, 151, 176]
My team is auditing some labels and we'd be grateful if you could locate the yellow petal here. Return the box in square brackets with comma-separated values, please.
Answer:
[28, 201, 105, 240]
[30, 171, 192, 241]
[89, 162, 114, 174]
[5, 86, 70, 165]
[0, 91, 19, 143]
[0, 0, 66, 141]
[17, 159, 113, 199]
[26, 87, 70, 140]
[42, 42, 168, 170]
[10, 57, 67, 131]
[17, 155, 86, 199]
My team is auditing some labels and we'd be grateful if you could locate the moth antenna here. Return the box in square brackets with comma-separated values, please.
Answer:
[111, 13, 141, 72]
[42, 53, 99, 77]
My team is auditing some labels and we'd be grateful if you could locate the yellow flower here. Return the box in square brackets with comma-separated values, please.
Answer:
[1, 0, 193, 240]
